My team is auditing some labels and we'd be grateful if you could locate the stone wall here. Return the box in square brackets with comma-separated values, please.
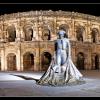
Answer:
[0, 10, 100, 71]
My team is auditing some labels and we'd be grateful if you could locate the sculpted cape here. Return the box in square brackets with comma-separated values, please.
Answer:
[37, 32, 84, 86]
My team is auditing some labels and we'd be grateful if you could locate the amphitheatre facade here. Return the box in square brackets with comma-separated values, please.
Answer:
[0, 10, 100, 71]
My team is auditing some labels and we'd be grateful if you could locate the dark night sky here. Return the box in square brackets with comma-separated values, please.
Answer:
[0, 3, 100, 17]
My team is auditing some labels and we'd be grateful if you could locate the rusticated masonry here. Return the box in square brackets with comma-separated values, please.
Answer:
[0, 10, 100, 71]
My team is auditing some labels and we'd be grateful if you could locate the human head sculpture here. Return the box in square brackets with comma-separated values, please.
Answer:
[58, 29, 68, 39]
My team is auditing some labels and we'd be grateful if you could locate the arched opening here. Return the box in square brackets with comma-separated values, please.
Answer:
[23, 52, 34, 71]
[91, 28, 99, 43]
[95, 55, 99, 70]
[7, 26, 16, 42]
[7, 53, 16, 71]
[76, 26, 85, 42]
[76, 52, 85, 70]
[41, 52, 52, 71]
[42, 29, 51, 40]
[23, 26, 33, 41]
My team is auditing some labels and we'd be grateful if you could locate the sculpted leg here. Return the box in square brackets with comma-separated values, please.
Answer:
[56, 53, 61, 73]
[61, 51, 67, 65]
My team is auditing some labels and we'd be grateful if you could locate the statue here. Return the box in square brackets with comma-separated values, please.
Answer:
[37, 29, 85, 86]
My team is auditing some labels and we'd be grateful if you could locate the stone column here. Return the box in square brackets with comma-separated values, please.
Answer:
[84, 52, 91, 70]
[34, 47, 40, 71]
[86, 50, 92, 70]
[0, 31, 4, 42]
[1, 48, 5, 71]
[34, 57, 40, 71]
[20, 55, 24, 71]
[0, 21, 5, 42]
[51, 16, 57, 40]
[20, 28, 25, 42]
[71, 15, 76, 41]
[34, 19, 41, 71]
[98, 27, 100, 43]
[99, 55, 100, 69]
[16, 45, 21, 71]
[3, 31, 7, 42]
[37, 57, 41, 71]
[15, 25, 21, 42]
[84, 57, 88, 70]
[86, 21, 91, 42]
[32, 30, 37, 41]
[38, 16, 43, 41]
[4, 54, 7, 71]
[35, 20, 39, 40]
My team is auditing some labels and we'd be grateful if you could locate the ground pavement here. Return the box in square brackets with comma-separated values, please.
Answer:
[0, 70, 100, 97]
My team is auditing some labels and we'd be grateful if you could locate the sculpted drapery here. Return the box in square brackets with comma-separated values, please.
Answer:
[37, 29, 84, 86]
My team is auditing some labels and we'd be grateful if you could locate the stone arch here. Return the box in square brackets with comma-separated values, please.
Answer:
[59, 24, 69, 38]
[7, 25, 16, 42]
[23, 52, 34, 71]
[41, 52, 52, 71]
[23, 25, 33, 41]
[91, 28, 99, 43]
[7, 53, 16, 71]
[76, 52, 85, 70]
[22, 49, 36, 57]
[76, 25, 85, 42]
